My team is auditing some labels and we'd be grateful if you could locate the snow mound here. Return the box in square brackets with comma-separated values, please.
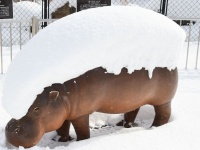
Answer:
[2, 6, 186, 119]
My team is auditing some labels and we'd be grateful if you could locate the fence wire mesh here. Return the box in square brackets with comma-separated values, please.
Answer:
[0, 0, 200, 47]
[0, 22, 31, 47]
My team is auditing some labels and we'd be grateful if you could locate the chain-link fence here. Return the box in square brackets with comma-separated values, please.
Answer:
[0, 0, 200, 47]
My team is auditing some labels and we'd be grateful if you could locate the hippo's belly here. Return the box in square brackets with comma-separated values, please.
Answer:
[96, 82, 152, 114]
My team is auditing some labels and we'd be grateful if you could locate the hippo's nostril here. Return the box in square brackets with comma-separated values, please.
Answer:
[14, 127, 21, 134]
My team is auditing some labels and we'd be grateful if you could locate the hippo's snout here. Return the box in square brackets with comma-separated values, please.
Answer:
[6, 118, 16, 131]
[6, 119, 24, 136]
[6, 118, 17, 129]
[5, 118, 44, 148]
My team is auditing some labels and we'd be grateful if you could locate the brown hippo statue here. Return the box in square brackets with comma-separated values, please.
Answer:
[5, 67, 178, 148]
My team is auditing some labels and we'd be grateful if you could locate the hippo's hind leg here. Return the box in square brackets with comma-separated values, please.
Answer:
[124, 108, 140, 128]
[56, 120, 73, 142]
[71, 114, 90, 141]
[152, 101, 171, 127]
[117, 108, 140, 128]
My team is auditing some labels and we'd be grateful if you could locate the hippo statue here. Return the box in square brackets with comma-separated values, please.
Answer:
[5, 67, 178, 148]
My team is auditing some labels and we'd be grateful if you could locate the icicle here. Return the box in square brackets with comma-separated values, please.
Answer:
[148, 68, 153, 79]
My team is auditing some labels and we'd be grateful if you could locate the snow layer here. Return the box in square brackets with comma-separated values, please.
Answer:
[2, 6, 185, 119]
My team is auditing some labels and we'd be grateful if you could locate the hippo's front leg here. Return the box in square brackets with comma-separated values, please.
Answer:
[56, 120, 73, 142]
[71, 115, 90, 141]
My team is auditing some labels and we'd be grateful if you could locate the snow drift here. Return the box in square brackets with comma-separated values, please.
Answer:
[2, 5, 186, 119]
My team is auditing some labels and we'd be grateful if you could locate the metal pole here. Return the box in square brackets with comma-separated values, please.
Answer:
[185, 20, 192, 69]
[42, 0, 44, 28]
[20, 22, 22, 50]
[0, 23, 3, 74]
[48, 0, 50, 20]
[165, 0, 168, 16]
[161, 0, 166, 15]
[29, 22, 31, 39]
[160, 0, 163, 13]
[160, 0, 168, 16]
[10, 23, 13, 61]
[195, 26, 200, 69]
[44, 0, 48, 27]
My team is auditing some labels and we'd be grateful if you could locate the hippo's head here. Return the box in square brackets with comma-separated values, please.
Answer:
[5, 85, 69, 148]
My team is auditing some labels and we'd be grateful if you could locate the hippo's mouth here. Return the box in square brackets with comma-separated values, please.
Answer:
[5, 118, 44, 148]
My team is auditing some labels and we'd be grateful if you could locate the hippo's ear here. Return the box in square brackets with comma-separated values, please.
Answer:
[49, 91, 59, 101]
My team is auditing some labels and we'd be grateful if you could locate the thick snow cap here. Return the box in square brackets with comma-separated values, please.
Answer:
[2, 6, 186, 119]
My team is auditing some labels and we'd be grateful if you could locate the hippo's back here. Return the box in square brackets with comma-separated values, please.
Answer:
[66, 67, 178, 115]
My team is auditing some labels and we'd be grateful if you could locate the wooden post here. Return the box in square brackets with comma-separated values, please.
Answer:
[32, 16, 39, 36]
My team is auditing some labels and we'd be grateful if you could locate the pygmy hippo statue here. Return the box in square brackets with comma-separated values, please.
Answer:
[5, 67, 178, 148]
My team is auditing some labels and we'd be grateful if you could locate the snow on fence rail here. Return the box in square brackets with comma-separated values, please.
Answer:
[0, 18, 200, 74]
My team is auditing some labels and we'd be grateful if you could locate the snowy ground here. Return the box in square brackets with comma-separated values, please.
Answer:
[0, 42, 199, 149]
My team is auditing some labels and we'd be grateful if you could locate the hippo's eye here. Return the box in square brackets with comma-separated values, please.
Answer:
[33, 107, 41, 115]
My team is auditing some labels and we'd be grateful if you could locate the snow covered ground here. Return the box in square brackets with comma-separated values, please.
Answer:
[0, 42, 199, 150]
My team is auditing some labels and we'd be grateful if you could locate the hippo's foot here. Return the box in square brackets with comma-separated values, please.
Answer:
[58, 136, 74, 142]
[124, 122, 138, 128]
[116, 120, 124, 126]
[116, 120, 138, 128]
[52, 135, 74, 142]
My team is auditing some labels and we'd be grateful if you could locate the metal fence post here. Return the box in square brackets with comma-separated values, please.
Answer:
[19, 22, 22, 50]
[160, 0, 168, 16]
[42, 0, 50, 28]
[10, 23, 13, 61]
[185, 21, 192, 69]
[29, 21, 32, 40]
[0, 23, 3, 74]
[195, 27, 200, 69]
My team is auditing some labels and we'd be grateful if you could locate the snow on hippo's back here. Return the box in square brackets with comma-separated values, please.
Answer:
[2, 6, 186, 119]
